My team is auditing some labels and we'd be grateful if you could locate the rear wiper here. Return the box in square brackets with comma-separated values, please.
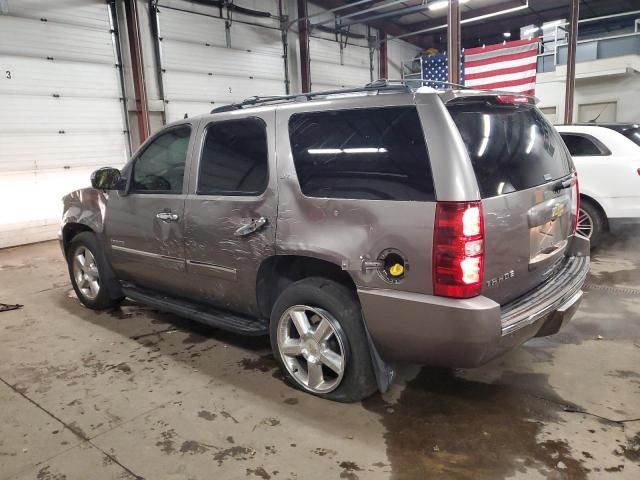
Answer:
[552, 178, 573, 193]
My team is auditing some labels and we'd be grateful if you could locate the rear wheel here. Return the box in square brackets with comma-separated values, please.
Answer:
[577, 199, 605, 248]
[67, 232, 123, 310]
[270, 277, 377, 403]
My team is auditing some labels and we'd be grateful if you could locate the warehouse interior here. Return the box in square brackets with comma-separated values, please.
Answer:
[1, 1, 640, 479]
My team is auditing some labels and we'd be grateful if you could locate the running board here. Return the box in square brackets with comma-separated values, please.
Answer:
[121, 284, 268, 336]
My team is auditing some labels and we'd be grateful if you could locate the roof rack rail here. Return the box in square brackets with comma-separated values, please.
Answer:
[210, 79, 411, 114]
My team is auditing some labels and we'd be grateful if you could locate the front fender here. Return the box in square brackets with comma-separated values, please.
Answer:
[61, 187, 108, 236]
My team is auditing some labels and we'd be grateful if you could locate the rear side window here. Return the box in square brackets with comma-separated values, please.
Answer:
[197, 118, 268, 196]
[560, 133, 608, 156]
[447, 103, 571, 198]
[288, 106, 435, 201]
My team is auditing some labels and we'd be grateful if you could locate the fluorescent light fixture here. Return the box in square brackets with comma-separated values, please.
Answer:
[525, 125, 536, 154]
[308, 148, 342, 154]
[429, 0, 469, 10]
[428, 1, 448, 10]
[542, 20, 564, 29]
[307, 147, 388, 154]
[477, 114, 491, 157]
[343, 147, 388, 154]
[503, 32, 511, 38]
[523, 26, 539, 36]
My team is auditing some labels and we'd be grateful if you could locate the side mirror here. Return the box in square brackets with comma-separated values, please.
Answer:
[90, 167, 121, 190]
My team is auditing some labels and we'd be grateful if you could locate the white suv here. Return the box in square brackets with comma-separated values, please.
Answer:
[555, 124, 640, 247]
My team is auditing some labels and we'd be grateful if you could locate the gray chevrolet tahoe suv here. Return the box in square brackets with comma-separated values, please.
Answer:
[60, 82, 590, 402]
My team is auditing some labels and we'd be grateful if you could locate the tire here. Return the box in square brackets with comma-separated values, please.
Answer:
[577, 198, 606, 249]
[67, 231, 123, 310]
[269, 277, 377, 403]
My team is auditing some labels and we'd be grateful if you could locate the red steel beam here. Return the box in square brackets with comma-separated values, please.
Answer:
[564, 0, 579, 124]
[297, 0, 312, 93]
[448, 0, 461, 85]
[124, 0, 150, 144]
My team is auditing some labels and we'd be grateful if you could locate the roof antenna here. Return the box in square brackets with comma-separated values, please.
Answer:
[589, 104, 608, 123]
[184, 113, 188, 119]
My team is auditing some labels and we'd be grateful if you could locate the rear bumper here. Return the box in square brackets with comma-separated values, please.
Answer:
[359, 237, 590, 367]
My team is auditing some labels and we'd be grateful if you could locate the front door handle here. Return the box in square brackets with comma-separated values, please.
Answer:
[234, 217, 268, 237]
[156, 212, 179, 222]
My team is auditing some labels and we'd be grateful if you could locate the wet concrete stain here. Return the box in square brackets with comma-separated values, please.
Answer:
[363, 368, 590, 480]
[312, 447, 337, 458]
[239, 354, 278, 373]
[623, 433, 640, 462]
[220, 410, 240, 424]
[36, 466, 67, 480]
[246, 466, 271, 479]
[338, 461, 362, 480]
[179, 440, 211, 455]
[213, 446, 256, 466]
[197, 410, 217, 421]
[156, 429, 177, 454]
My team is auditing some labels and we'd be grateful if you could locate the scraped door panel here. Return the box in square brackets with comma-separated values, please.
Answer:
[183, 113, 277, 316]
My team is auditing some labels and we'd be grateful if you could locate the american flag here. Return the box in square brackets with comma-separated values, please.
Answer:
[421, 52, 464, 89]
[464, 38, 540, 95]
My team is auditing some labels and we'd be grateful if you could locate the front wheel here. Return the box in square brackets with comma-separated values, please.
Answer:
[269, 277, 377, 403]
[67, 232, 123, 310]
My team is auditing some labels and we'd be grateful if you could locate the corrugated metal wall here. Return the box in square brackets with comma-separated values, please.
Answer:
[0, 0, 127, 247]
[155, 0, 286, 122]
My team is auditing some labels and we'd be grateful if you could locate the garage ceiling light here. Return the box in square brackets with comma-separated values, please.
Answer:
[503, 32, 511, 38]
[523, 26, 540, 36]
[429, 0, 469, 11]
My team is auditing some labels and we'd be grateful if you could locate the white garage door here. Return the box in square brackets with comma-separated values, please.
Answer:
[309, 36, 372, 91]
[156, 1, 286, 123]
[0, 0, 127, 248]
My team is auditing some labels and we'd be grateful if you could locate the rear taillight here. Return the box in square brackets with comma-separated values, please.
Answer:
[433, 201, 484, 298]
[571, 174, 579, 233]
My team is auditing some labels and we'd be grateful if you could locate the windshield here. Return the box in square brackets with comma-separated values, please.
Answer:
[448, 102, 572, 198]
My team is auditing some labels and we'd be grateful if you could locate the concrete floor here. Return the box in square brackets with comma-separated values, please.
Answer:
[1, 231, 639, 480]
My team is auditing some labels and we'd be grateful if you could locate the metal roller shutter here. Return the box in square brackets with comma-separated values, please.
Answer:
[309, 36, 372, 91]
[155, 2, 286, 122]
[0, 0, 127, 247]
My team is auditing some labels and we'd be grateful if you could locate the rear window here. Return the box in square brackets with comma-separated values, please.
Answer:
[621, 127, 640, 147]
[447, 102, 572, 198]
[288, 106, 435, 201]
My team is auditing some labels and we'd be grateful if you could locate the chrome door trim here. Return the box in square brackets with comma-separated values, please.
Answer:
[186, 260, 237, 281]
[111, 244, 184, 264]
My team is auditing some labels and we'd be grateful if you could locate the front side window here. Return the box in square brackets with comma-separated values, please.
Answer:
[288, 106, 435, 201]
[560, 133, 606, 156]
[131, 126, 191, 193]
[197, 118, 268, 196]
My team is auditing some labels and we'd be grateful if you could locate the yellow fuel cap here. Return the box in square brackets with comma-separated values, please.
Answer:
[389, 263, 404, 277]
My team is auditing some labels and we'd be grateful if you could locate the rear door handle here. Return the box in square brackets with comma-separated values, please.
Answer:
[234, 217, 268, 237]
[156, 212, 179, 222]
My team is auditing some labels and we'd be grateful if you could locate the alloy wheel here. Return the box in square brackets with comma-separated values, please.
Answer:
[72, 246, 100, 300]
[276, 305, 346, 394]
[576, 207, 594, 239]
